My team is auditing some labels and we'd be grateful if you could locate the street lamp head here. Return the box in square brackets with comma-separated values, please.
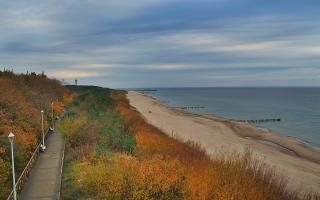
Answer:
[8, 132, 15, 142]
[41, 110, 44, 114]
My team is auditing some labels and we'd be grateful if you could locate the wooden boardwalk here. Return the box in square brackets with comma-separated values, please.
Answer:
[20, 129, 64, 200]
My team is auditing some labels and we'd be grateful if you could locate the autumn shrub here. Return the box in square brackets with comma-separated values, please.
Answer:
[0, 158, 10, 196]
[59, 112, 100, 160]
[73, 154, 136, 199]
[72, 153, 186, 200]
[0, 70, 72, 198]
[60, 88, 319, 200]
[66, 85, 115, 115]
[60, 86, 136, 199]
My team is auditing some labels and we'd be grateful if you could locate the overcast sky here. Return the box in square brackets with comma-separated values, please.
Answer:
[1, 0, 320, 88]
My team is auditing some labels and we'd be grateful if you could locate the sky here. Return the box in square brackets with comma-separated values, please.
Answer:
[0, 0, 320, 88]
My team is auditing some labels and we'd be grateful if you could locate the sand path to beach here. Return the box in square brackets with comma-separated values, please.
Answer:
[127, 91, 320, 193]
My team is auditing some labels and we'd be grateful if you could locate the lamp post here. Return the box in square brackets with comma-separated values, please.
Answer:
[51, 101, 54, 131]
[8, 132, 17, 200]
[41, 110, 46, 151]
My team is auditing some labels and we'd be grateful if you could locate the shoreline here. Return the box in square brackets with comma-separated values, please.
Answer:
[187, 111, 320, 164]
[127, 91, 320, 192]
[140, 91, 320, 150]
[140, 92, 320, 162]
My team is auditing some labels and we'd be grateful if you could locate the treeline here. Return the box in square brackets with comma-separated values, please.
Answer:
[0, 70, 73, 199]
[60, 86, 319, 200]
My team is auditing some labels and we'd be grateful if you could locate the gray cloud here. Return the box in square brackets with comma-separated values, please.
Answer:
[0, 0, 319, 87]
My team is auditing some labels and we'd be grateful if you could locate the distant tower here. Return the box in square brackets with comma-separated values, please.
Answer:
[75, 79, 78, 85]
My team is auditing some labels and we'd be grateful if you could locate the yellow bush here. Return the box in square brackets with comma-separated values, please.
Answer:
[59, 113, 100, 160]
[72, 154, 186, 200]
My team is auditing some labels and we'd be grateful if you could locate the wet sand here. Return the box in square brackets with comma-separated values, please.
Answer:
[127, 91, 320, 193]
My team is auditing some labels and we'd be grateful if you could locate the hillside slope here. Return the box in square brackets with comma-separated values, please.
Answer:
[0, 70, 73, 199]
[60, 86, 320, 200]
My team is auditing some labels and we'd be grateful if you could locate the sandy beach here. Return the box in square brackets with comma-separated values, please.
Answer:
[127, 91, 320, 193]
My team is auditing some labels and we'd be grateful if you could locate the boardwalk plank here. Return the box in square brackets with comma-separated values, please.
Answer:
[20, 129, 64, 200]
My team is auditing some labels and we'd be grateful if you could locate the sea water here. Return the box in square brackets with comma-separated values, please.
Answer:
[140, 87, 320, 148]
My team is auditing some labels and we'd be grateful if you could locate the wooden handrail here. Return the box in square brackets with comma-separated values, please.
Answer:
[6, 129, 52, 200]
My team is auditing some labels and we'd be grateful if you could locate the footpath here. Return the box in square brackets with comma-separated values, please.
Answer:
[20, 129, 64, 200]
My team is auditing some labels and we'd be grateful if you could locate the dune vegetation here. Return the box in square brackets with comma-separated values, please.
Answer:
[60, 86, 319, 200]
[0, 70, 73, 199]
[0, 71, 318, 199]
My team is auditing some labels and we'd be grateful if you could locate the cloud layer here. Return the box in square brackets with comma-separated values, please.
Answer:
[1, 0, 320, 87]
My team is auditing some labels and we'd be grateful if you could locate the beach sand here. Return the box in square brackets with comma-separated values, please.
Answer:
[127, 91, 320, 193]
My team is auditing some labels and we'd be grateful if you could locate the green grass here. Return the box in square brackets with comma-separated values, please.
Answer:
[61, 156, 85, 200]
[96, 111, 135, 154]
[59, 86, 135, 199]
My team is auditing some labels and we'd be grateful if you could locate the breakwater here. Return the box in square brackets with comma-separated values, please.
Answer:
[236, 118, 281, 123]
[175, 106, 205, 110]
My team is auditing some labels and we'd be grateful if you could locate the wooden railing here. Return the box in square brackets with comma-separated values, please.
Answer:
[6, 129, 52, 200]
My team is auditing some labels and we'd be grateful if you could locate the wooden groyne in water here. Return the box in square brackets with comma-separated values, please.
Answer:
[175, 106, 205, 110]
[236, 118, 281, 123]
[173, 105, 280, 124]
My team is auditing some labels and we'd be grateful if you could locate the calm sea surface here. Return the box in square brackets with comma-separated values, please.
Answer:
[138, 88, 320, 148]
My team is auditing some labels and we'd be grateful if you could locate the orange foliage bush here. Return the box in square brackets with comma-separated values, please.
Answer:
[54, 93, 77, 113]
[74, 154, 186, 200]
[0, 70, 72, 199]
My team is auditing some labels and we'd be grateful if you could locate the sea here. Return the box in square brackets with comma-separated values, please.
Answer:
[134, 87, 320, 148]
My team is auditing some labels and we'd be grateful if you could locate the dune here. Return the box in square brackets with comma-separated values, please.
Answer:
[127, 91, 320, 193]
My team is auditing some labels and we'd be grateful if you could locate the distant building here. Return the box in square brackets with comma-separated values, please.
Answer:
[75, 79, 78, 85]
